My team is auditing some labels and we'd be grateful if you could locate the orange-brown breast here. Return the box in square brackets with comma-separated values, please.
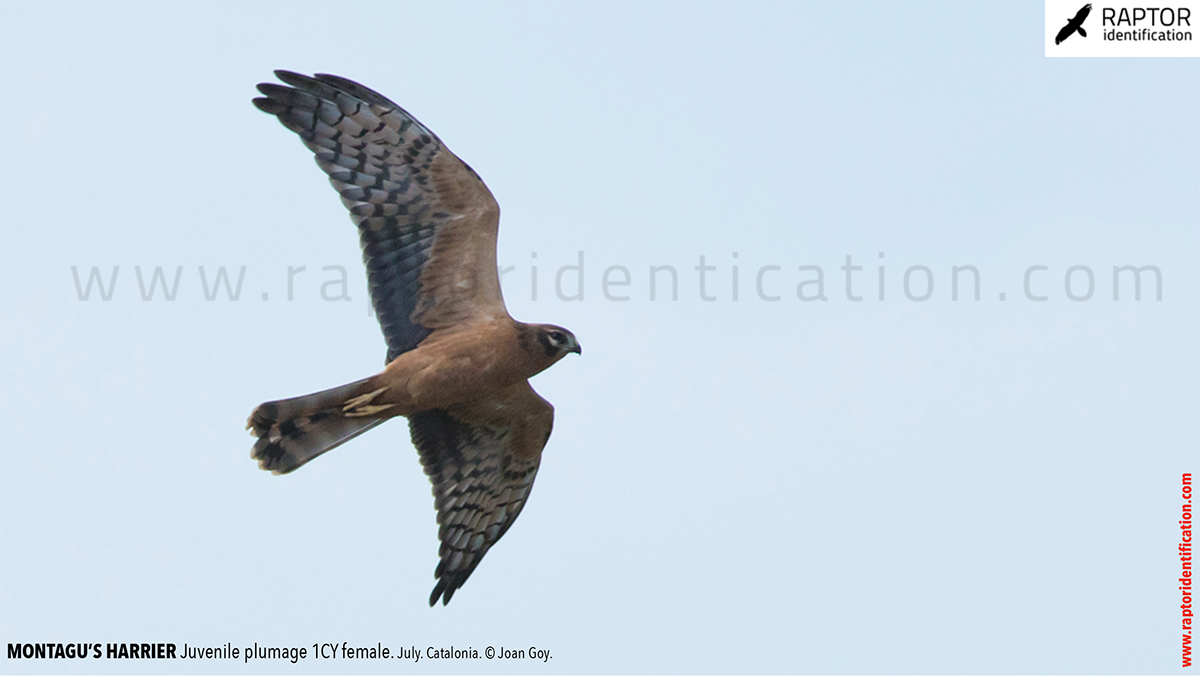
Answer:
[377, 319, 534, 414]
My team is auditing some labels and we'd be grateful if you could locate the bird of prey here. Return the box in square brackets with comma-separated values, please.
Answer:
[247, 71, 581, 606]
[1055, 3, 1092, 44]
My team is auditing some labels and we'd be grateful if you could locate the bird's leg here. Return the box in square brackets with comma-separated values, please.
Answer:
[342, 387, 397, 417]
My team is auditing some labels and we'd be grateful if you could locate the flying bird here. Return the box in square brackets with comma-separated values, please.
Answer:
[247, 71, 581, 606]
[1056, 3, 1092, 44]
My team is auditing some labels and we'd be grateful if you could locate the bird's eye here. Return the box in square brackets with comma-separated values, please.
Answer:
[548, 331, 565, 344]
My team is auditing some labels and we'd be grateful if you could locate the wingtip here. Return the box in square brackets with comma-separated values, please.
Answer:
[256, 81, 294, 96]
[252, 96, 282, 115]
[429, 577, 458, 606]
[273, 69, 309, 83]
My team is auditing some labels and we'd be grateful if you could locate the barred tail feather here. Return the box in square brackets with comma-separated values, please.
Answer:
[248, 377, 386, 474]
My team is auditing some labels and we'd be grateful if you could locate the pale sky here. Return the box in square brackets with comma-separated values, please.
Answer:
[1, 2, 1197, 674]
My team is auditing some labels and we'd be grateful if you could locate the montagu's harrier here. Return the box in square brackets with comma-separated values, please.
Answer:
[247, 71, 580, 606]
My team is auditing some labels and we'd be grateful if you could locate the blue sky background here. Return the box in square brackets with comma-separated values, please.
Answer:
[1, 1, 1197, 674]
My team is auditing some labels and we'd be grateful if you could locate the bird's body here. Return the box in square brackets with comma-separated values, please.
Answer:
[367, 319, 559, 417]
[248, 319, 562, 453]
[246, 71, 579, 605]
[378, 320, 533, 414]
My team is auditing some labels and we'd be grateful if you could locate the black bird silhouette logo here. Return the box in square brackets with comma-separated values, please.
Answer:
[1056, 3, 1092, 44]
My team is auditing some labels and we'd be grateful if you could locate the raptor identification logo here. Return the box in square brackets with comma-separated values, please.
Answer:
[1045, 0, 1200, 55]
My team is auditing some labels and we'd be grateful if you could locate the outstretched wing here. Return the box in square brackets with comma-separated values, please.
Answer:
[1073, 3, 1092, 23]
[254, 71, 507, 362]
[408, 381, 554, 605]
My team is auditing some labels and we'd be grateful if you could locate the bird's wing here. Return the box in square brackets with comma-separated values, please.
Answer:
[1074, 3, 1092, 22]
[408, 381, 554, 605]
[254, 71, 507, 362]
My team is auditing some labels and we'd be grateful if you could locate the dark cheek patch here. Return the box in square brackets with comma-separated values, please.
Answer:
[537, 332, 557, 357]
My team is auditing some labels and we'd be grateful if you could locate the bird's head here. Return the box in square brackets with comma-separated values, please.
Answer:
[536, 324, 582, 358]
[516, 322, 581, 376]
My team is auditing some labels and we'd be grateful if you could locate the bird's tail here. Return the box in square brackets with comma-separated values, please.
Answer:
[248, 377, 389, 474]
[1078, 27, 1087, 37]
